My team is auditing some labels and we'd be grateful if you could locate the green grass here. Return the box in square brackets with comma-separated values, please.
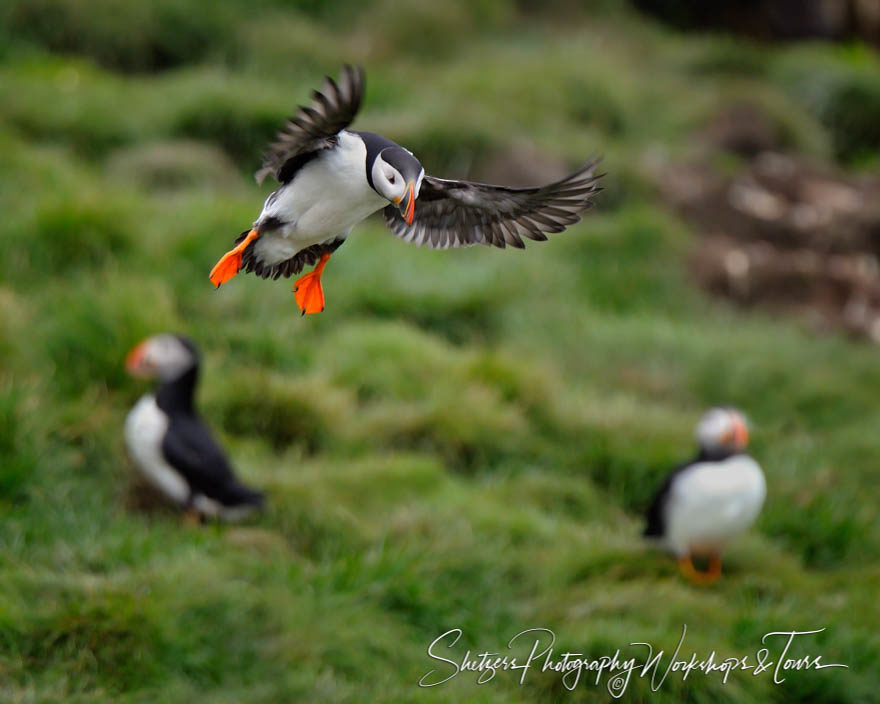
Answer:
[1, 2, 879, 702]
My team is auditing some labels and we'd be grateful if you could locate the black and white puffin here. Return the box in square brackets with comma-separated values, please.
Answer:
[124, 334, 265, 520]
[209, 65, 603, 314]
[643, 407, 766, 584]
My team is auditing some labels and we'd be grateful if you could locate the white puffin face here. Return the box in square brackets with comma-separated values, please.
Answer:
[371, 149, 424, 226]
[371, 154, 423, 200]
[696, 407, 749, 456]
[126, 334, 197, 382]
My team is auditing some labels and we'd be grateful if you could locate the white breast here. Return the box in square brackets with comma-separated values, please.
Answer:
[662, 455, 766, 556]
[124, 395, 190, 504]
[253, 131, 388, 266]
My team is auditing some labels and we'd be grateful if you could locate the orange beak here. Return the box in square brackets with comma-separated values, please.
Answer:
[125, 340, 150, 378]
[395, 181, 415, 226]
[732, 417, 749, 448]
[721, 414, 749, 450]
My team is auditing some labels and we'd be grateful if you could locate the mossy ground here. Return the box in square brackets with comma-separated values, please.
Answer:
[2, 2, 879, 702]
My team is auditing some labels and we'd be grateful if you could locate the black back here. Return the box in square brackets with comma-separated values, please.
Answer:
[154, 343, 264, 509]
[277, 148, 324, 184]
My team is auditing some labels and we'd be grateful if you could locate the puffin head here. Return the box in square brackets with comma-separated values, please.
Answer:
[126, 334, 199, 382]
[695, 407, 749, 460]
[369, 145, 424, 226]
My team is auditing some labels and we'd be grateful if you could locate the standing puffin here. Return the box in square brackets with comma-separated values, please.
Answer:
[209, 65, 603, 314]
[644, 407, 765, 585]
[124, 334, 265, 520]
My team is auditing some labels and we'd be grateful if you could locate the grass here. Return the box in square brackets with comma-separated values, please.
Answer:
[1, 2, 880, 702]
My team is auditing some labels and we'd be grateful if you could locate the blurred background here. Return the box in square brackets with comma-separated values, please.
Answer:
[1, 0, 879, 701]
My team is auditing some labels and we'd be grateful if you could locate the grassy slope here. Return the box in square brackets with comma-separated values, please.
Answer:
[1, 2, 880, 701]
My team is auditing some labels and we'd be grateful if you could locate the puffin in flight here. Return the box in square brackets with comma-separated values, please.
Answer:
[209, 65, 603, 314]
[125, 334, 265, 520]
[643, 407, 766, 585]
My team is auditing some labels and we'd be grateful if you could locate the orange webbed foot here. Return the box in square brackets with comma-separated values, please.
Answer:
[678, 554, 722, 586]
[293, 253, 331, 315]
[209, 228, 259, 288]
[704, 553, 722, 584]
[209, 251, 244, 287]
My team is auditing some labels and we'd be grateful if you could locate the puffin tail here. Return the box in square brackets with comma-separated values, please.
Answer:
[228, 482, 266, 508]
[213, 480, 266, 522]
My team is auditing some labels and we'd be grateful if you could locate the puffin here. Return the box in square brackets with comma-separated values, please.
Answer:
[124, 333, 265, 520]
[209, 65, 603, 314]
[643, 407, 766, 585]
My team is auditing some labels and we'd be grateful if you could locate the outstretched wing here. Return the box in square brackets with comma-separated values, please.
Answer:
[255, 65, 365, 185]
[382, 159, 603, 249]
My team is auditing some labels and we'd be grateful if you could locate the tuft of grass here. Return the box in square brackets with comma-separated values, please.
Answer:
[104, 140, 240, 193]
[18, 196, 133, 276]
[2, 0, 237, 73]
[1, 4, 879, 703]
[171, 92, 288, 170]
[207, 371, 351, 454]
[0, 387, 36, 502]
[772, 43, 880, 164]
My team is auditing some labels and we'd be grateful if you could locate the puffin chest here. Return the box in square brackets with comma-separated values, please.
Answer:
[124, 395, 190, 503]
[665, 455, 766, 549]
[260, 132, 387, 244]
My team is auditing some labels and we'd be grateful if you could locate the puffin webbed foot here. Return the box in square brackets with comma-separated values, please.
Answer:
[677, 554, 722, 586]
[293, 253, 331, 315]
[183, 506, 203, 526]
[209, 228, 259, 287]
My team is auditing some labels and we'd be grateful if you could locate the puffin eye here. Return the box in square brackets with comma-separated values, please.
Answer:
[388, 173, 396, 184]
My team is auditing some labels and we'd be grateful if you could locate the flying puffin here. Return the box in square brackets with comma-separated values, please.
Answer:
[124, 333, 265, 520]
[209, 65, 603, 314]
[643, 407, 766, 585]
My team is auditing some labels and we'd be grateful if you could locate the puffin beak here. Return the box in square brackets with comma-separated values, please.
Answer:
[125, 341, 150, 378]
[732, 417, 749, 449]
[722, 415, 749, 449]
[395, 181, 415, 226]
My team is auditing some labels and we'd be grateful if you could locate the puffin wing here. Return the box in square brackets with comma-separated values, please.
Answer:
[644, 459, 696, 538]
[382, 159, 602, 249]
[161, 416, 254, 504]
[255, 64, 365, 184]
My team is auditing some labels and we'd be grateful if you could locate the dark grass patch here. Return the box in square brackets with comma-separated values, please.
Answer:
[215, 385, 329, 454]
[11, 594, 165, 693]
[573, 427, 680, 517]
[172, 95, 287, 170]
[376, 421, 521, 474]
[38, 277, 179, 399]
[685, 36, 769, 77]
[352, 296, 500, 346]
[774, 46, 880, 165]
[363, 0, 513, 60]
[104, 140, 240, 192]
[566, 76, 629, 136]
[272, 501, 369, 563]
[763, 495, 866, 569]
[394, 126, 499, 179]
[819, 75, 880, 163]
[3, 0, 236, 73]
[2, 10, 880, 703]
[0, 389, 36, 502]
[11, 196, 134, 279]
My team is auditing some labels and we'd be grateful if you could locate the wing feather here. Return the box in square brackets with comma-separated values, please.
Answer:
[255, 65, 365, 184]
[382, 159, 602, 249]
